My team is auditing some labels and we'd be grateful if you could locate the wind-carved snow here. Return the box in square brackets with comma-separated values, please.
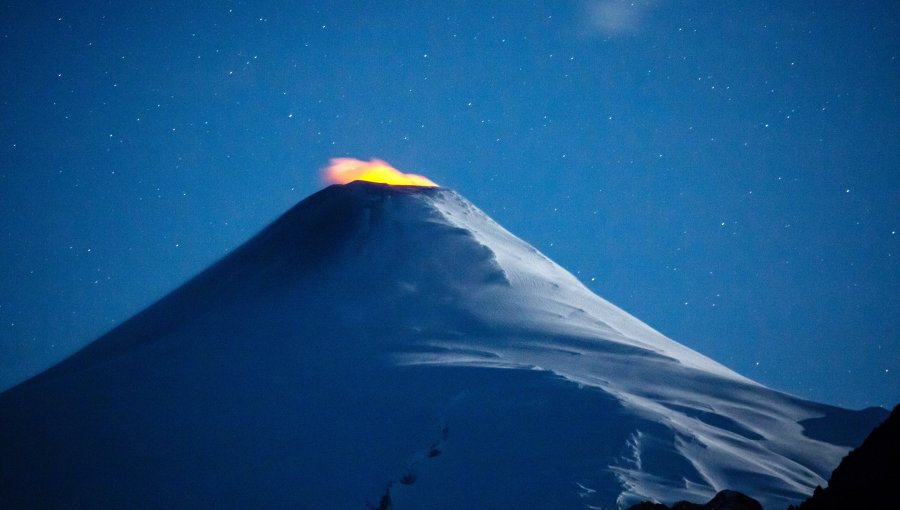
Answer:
[392, 187, 870, 509]
[0, 181, 885, 510]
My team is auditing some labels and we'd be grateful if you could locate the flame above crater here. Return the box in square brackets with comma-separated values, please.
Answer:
[322, 158, 438, 187]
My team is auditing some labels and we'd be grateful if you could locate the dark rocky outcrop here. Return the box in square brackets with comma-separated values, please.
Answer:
[789, 404, 898, 509]
[627, 489, 762, 510]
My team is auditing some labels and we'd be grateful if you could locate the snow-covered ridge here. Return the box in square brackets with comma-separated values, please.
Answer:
[373, 183, 868, 508]
[424, 187, 749, 381]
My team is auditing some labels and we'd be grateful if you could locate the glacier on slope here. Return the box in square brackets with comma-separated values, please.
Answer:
[0, 181, 886, 509]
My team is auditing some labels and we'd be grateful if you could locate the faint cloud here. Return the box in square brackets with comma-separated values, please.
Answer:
[580, 0, 661, 37]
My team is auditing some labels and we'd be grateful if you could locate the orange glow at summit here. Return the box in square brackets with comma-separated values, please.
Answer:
[322, 158, 438, 187]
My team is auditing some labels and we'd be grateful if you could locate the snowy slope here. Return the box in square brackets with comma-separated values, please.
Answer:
[0, 181, 886, 509]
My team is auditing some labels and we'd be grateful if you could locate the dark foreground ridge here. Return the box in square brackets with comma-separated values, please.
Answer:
[627, 490, 762, 510]
[788, 403, 898, 510]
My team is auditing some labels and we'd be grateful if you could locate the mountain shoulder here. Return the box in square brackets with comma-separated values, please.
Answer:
[628, 403, 898, 510]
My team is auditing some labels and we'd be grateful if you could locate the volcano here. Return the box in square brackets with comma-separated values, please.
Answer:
[0, 181, 886, 509]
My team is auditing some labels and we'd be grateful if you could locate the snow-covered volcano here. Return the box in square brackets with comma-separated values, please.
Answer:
[0, 181, 886, 509]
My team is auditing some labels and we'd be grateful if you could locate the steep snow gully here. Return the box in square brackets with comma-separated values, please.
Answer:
[0, 181, 886, 509]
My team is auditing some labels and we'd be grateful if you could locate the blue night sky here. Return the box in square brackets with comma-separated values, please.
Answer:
[1, 1, 897, 409]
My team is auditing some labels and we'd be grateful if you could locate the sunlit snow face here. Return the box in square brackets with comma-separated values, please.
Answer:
[321, 157, 438, 187]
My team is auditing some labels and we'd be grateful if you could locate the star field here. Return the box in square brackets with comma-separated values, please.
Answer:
[1, 1, 897, 408]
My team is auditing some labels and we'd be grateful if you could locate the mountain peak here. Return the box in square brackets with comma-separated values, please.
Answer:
[0, 180, 887, 509]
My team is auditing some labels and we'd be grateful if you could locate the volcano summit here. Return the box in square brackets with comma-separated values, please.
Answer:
[0, 180, 886, 509]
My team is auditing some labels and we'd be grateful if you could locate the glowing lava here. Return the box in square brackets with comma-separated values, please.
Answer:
[322, 158, 438, 187]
